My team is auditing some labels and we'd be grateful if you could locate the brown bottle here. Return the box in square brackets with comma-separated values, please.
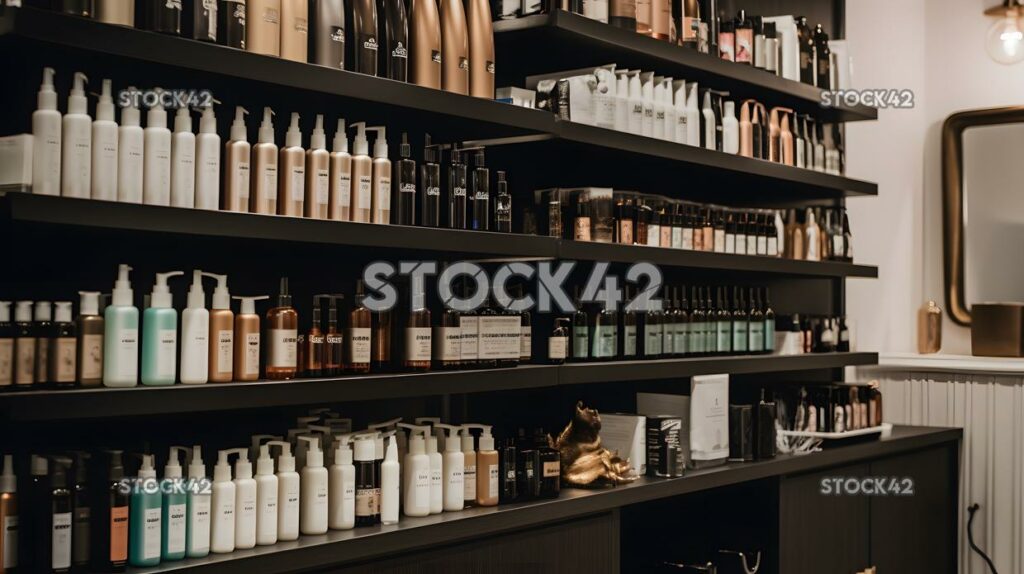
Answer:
[233, 295, 269, 382]
[48, 302, 77, 388]
[440, 0, 469, 94]
[266, 278, 299, 380]
[305, 296, 326, 377]
[410, 0, 442, 89]
[373, 308, 393, 371]
[75, 292, 104, 387]
[466, 0, 494, 99]
[205, 273, 235, 383]
[324, 296, 345, 375]
[404, 287, 432, 371]
[348, 281, 372, 373]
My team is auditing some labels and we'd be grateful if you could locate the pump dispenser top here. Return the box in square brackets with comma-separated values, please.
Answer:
[399, 132, 411, 158]
[226, 448, 252, 480]
[201, 272, 230, 309]
[166, 447, 187, 479]
[54, 302, 73, 323]
[298, 436, 324, 468]
[334, 437, 353, 465]
[187, 445, 205, 479]
[285, 112, 302, 148]
[276, 277, 293, 307]
[186, 270, 205, 309]
[121, 86, 141, 127]
[311, 114, 326, 150]
[111, 264, 134, 306]
[214, 450, 233, 482]
[397, 423, 430, 455]
[256, 445, 275, 476]
[367, 127, 388, 159]
[332, 119, 348, 153]
[138, 454, 157, 479]
[147, 89, 167, 129]
[96, 79, 115, 122]
[68, 72, 88, 115]
[174, 107, 192, 133]
[463, 424, 495, 451]
[259, 107, 276, 144]
[230, 107, 249, 141]
[0, 302, 10, 323]
[349, 122, 368, 156]
[233, 295, 270, 314]
[38, 67, 57, 110]
[434, 423, 462, 452]
[150, 271, 185, 308]
[266, 440, 296, 472]
[199, 106, 217, 134]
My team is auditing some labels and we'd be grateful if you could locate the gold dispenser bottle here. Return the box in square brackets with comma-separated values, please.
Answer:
[466, 0, 495, 98]
[233, 295, 269, 382]
[278, 113, 306, 217]
[440, 0, 469, 94]
[305, 115, 331, 219]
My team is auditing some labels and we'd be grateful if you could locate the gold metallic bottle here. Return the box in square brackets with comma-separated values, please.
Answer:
[466, 0, 495, 98]
[95, 0, 135, 26]
[306, 115, 331, 220]
[329, 119, 353, 221]
[440, 0, 469, 95]
[205, 273, 235, 383]
[278, 113, 306, 217]
[280, 0, 310, 62]
[251, 107, 279, 215]
[410, 0, 443, 89]
[224, 107, 252, 213]
[248, 0, 283, 56]
[349, 123, 374, 223]
[233, 295, 269, 382]
[918, 301, 942, 354]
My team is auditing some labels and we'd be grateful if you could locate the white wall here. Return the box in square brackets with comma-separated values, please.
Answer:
[845, 0, 1024, 355]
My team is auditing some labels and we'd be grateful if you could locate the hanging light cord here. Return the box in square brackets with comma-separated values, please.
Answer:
[967, 504, 999, 574]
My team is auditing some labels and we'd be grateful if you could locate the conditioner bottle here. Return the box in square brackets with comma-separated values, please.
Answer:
[251, 107, 279, 215]
[128, 455, 162, 567]
[103, 265, 139, 388]
[161, 448, 188, 561]
[278, 113, 306, 217]
[203, 272, 234, 382]
[329, 119, 353, 221]
[305, 115, 330, 219]
[117, 89, 144, 203]
[209, 451, 235, 554]
[141, 271, 185, 386]
[170, 107, 196, 208]
[266, 441, 300, 541]
[466, 0, 494, 98]
[185, 446, 211, 558]
[195, 106, 221, 210]
[299, 437, 329, 534]
[91, 79, 119, 201]
[280, 0, 310, 62]
[329, 439, 355, 530]
[311, 0, 346, 69]
[410, 0, 442, 88]
[440, 0, 468, 94]
[143, 92, 173, 206]
[61, 72, 92, 199]
[247, 0, 282, 56]
[180, 271, 210, 385]
[32, 67, 61, 196]
[224, 107, 251, 212]
[254, 445, 278, 546]
[368, 127, 391, 224]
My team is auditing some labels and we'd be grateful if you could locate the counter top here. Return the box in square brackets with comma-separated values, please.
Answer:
[866, 352, 1024, 375]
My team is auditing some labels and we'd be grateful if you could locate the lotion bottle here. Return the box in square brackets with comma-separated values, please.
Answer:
[459, 425, 476, 506]
[278, 112, 306, 217]
[305, 115, 330, 219]
[179, 270, 209, 385]
[103, 264, 139, 387]
[266, 441, 300, 541]
[722, 101, 739, 154]
[229, 449, 256, 550]
[61, 72, 92, 199]
[92, 79, 119, 201]
[254, 445, 278, 546]
[170, 107, 196, 208]
[348, 123, 373, 222]
[265, 278, 298, 380]
[161, 448, 188, 561]
[298, 437, 329, 535]
[425, 432, 442, 514]
[280, 0, 310, 62]
[396, 423, 430, 517]
[32, 67, 62, 196]
[440, 0, 468, 94]
[128, 454, 162, 567]
[195, 106, 221, 209]
[209, 450, 235, 554]
[684, 82, 700, 147]
[185, 445, 211, 558]
[329, 438, 356, 530]
[118, 88, 144, 203]
[701, 89, 716, 150]
[466, 0, 494, 98]
[251, 107, 278, 215]
[224, 107, 251, 212]
[329, 119, 353, 221]
[233, 295, 269, 382]
[367, 126, 391, 224]
[141, 271, 184, 386]
[470, 425, 498, 506]
[203, 272, 233, 382]
[247, 0, 282, 56]
[434, 424, 464, 512]
[380, 436, 400, 525]
[143, 92, 172, 206]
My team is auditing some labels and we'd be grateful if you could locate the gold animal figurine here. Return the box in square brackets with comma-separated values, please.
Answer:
[550, 401, 638, 487]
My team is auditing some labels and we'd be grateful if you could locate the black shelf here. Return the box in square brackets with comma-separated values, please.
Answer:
[123, 425, 957, 574]
[494, 11, 876, 123]
[0, 353, 877, 422]
[0, 193, 879, 278]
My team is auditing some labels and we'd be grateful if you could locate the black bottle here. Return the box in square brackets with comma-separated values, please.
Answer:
[620, 285, 638, 358]
[498, 437, 518, 503]
[518, 288, 532, 363]
[353, 437, 379, 526]
[27, 455, 50, 571]
[499, 297, 520, 369]
[714, 287, 731, 355]
[704, 288, 718, 354]
[66, 453, 90, 571]
[548, 318, 570, 365]
[0, 303, 12, 388]
[447, 146, 468, 229]
[185, 0, 218, 42]
[470, 150, 490, 231]
[394, 133, 417, 225]
[748, 288, 765, 353]
[475, 294, 499, 369]
[140, 0, 182, 35]
[421, 135, 441, 227]
[34, 304, 54, 387]
[763, 288, 776, 354]
[689, 286, 706, 356]
[590, 299, 618, 361]
[378, 0, 409, 81]
[755, 389, 777, 460]
[837, 317, 850, 352]
[56, 0, 92, 16]
[813, 24, 831, 89]
[675, 286, 690, 357]
[311, 0, 346, 68]
[50, 456, 74, 574]
[661, 286, 677, 357]
[515, 429, 537, 500]
[533, 430, 560, 499]
[640, 291, 663, 359]
[91, 450, 128, 573]
[731, 287, 748, 354]
[495, 171, 512, 233]
[351, 0, 379, 75]
[219, 0, 246, 48]
[324, 297, 344, 376]
[797, 16, 814, 85]
[570, 288, 589, 362]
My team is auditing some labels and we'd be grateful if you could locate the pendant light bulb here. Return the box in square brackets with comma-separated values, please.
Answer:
[985, 4, 1024, 64]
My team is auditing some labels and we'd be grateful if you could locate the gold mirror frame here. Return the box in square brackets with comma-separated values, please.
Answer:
[942, 106, 1024, 326]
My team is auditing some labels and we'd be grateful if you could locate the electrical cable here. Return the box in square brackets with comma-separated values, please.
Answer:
[967, 503, 999, 574]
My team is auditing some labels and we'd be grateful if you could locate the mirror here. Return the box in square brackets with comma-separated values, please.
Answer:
[942, 106, 1024, 326]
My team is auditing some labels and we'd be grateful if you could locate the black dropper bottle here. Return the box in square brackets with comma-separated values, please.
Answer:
[676, 286, 690, 356]
[394, 132, 417, 226]
[704, 288, 717, 354]
[620, 285, 638, 358]
[763, 288, 776, 354]
[495, 171, 512, 233]
[448, 145, 468, 229]
[715, 287, 732, 355]
[690, 286, 705, 356]
[421, 134, 441, 227]
[470, 150, 490, 231]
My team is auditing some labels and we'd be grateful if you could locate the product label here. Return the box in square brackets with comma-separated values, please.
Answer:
[463, 464, 476, 500]
[768, 236, 779, 257]
[646, 226, 659, 247]
[459, 317, 479, 361]
[714, 229, 725, 252]
[189, 496, 211, 550]
[269, 328, 298, 368]
[404, 327, 432, 362]
[432, 326, 462, 362]
[458, 57, 469, 70]
[316, 169, 329, 206]
[542, 461, 559, 478]
[732, 321, 748, 352]
[682, 228, 694, 250]
[337, 173, 352, 209]
[574, 217, 592, 241]
[110, 505, 128, 561]
[623, 324, 638, 356]
[166, 503, 186, 554]
[243, 332, 260, 376]
[548, 336, 567, 360]
[431, 50, 442, 64]
[143, 507, 161, 559]
[717, 321, 731, 352]
[426, 185, 440, 197]
[749, 322, 765, 352]
[675, 323, 688, 355]
[290, 166, 305, 202]
[217, 330, 233, 373]
[3, 515, 16, 569]
[51, 511, 72, 569]
[357, 175, 372, 208]
[725, 234, 736, 254]
[262, 165, 277, 201]
[747, 235, 758, 255]
[644, 324, 662, 355]
[520, 326, 532, 359]
[355, 487, 380, 516]
[35, 338, 48, 381]
[735, 235, 747, 255]
[479, 316, 520, 360]
[0, 339, 12, 386]
[348, 327, 371, 365]
[234, 162, 251, 202]
[79, 333, 102, 380]
[662, 323, 674, 353]
[263, 6, 279, 23]
[488, 465, 499, 499]
[115, 327, 139, 379]
[53, 337, 75, 383]
[572, 326, 589, 359]
[413, 469, 430, 508]
[157, 328, 177, 379]
[672, 227, 683, 249]
[757, 235, 768, 255]
[592, 324, 617, 358]
[453, 186, 467, 198]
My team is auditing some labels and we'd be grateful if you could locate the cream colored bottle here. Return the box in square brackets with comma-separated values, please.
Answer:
[440, 0, 469, 95]
[248, 0, 283, 57]
[281, 0, 310, 63]
[224, 107, 251, 213]
[348, 123, 373, 223]
[367, 127, 391, 224]
[278, 113, 306, 217]
[466, 0, 494, 98]
[410, 0, 442, 89]
[251, 107, 279, 215]
[329, 119, 353, 221]
[305, 115, 330, 219]
[233, 296, 269, 382]
[472, 425, 498, 507]
[203, 273, 235, 383]
[95, 0, 134, 26]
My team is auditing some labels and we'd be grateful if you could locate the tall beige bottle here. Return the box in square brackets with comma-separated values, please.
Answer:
[248, 0, 283, 57]
[466, 0, 495, 99]
[224, 107, 252, 212]
[440, 0, 469, 95]
[367, 127, 391, 224]
[329, 120, 353, 221]
[251, 107, 279, 215]
[95, 0, 134, 26]
[281, 0, 310, 62]
[305, 115, 331, 219]
[279, 113, 306, 217]
[348, 123, 373, 223]
[410, 0, 443, 89]
[204, 273, 235, 383]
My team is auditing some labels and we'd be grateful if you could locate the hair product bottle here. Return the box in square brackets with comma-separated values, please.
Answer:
[13, 303, 35, 387]
[229, 449, 257, 550]
[447, 145, 468, 228]
[199, 273, 233, 382]
[351, 0, 379, 75]
[329, 439, 356, 529]
[251, 107, 279, 215]
[182, 445, 211, 558]
[281, 0, 310, 62]
[61, 72, 92, 199]
[298, 438, 328, 534]
[435, 425, 464, 512]
[96, 0, 135, 26]
[91, 79, 118, 201]
[305, 115, 331, 219]
[232, 296, 268, 381]
[141, 271, 184, 386]
[263, 441, 299, 541]
[440, 0, 468, 94]
[170, 107, 197, 208]
[248, 0, 282, 56]
[368, 127, 391, 224]
[128, 455, 162, 567]
[352, 435, 379, 526]
[49, 457, 74, 572]
[329, 119, 353, 221]
[218, 0, 246, 48]
[160, 448, 187, 561]
[379, 0, 409, 81]
[348, 281, 372, 373]
[49, 302, 76, 387]
[304, 297, 325, 377]
[90, 450, 129, 571]
[380, 437, 400, 525]
[421, 135, 441, 227]
[143, 92, 172, 206]
[140, 0, 182, 33]
[324, 296, 344, 375]
[32, 302, 52, 387]
[266, 278, 299, 380]
[117, 88, 144, 203]
[209, 451, 235, 554]
[252, 445, 277, 546]
[410, 0, 441, 88]
[223, 107, 251, 212]
[348, 123, 373, 223]
[32, 68, 61, 197]
[185, 0, 218, 41]
[311, 0, 346, 68]
[459, 426, 476, 507]
[469, 149, 489, 230]
[394, 133, 417, 225]
[278, 113, 306, 217]
[404, 285, 432, 370]
[103, 265, 139, 388]
[195, 106, 221, 210]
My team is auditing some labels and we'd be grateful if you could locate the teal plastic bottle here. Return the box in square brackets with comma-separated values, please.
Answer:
[161, 447, 189, 561]
[103, 264, 140, 387]
[141, 271, 184, 385]
[129, 454, 163, 567]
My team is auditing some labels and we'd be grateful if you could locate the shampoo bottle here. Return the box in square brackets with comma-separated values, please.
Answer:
[143, 92, 172, 206]
[311, 0, 346, 69]
[468, 424, 497, 506]
[329, 439, 355, 530]
[379, 0, 409, 81]
[251, 107, 279, 215]
[49, 302, 76, 387]
[278, 112, 306, 217]
[247, 0, 282, 56]
[265, 441, 300, 541]
[459, 425, 476, 506]
[299, 437, 329, 534]
[394, 133, 417, 225]
[186, 0, 218, 41]
[409, 0, 441, 88]
[435, 424, 464, 512]
[329, 119, 353, 221]
[91, 79, 119, 201]
[305, 114, 330, 219]
[396, 423, 430, 517]
[440, 0, 468, 94]
[254, 445, 278, 546]
[12, 302, 34, 388]
[351, 0, 379, 75]
[232, 295, 269, 382]
[380, 437, 399, 525]
[280, 0, 310, 63]
[161, 448, 188, 561]
[348, 123, 372, 223]
[185, 445, 211, 558]
[368, 127, 391, 224]
[203, 272, 234, 382]
[170, 107, 196, 208]
[61, 72, 92, 199]
[209, 451, 235, 554]
[195, 106, 221, 210]
[465, 0, 494, 98]
[218, 0, 246, 47]
[92, 450, 129, 571]
[722, 100, 739, 154]
[425, 432, 443, 514]
[32, 67, 61, 196]
[103, 265, 139, 387]
[117, 88, 144, 204]
[49, 457, 74, 573]
[224, 106, 251, 212]
[229, 449, 256, 550]
[128, 455, 162, 567]
[180, 270, 210, 385]
[421, 135, 441, 227]
[141, 271, 185, 386]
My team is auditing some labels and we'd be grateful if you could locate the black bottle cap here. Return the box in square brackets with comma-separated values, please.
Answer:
[72, 451, 90, 485]
[764, 21, 777, 38]
[50, 456, 72, 488]
[278, 277, 292, 308]
[424, 134, 437, 163]
[400, 132, 411, 158]
[105, 450, 125, 482]
[474, 149, 486, 167]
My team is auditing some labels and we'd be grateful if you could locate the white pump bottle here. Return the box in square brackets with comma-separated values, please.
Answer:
[298, 436, 329, 535]
[185, 445, 211, 558]
[254, 444, 279, 546]
[143, 90, 172, 206]
[230, 448, 257, 550]
[62, 72, 92, 199]
[118, 87, 144, 203]
[32, 67, 61, 196]
[170, 107, 196, 208]
[179, 270, 210, 385]
[266, 441, 300, 541]
[396, 423, 431, 517]
[195, 106, 221, 210]
[381, 436, 400, 525]
[92, 78, 119, 201]
[366, 126, 391, 224]
[210, 450, 236, 554]
[329, 437, 355, 530]
[434, 424, 464, 512]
